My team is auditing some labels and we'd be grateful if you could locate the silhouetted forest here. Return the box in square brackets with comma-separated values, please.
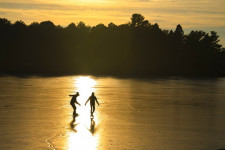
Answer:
[1, 14, 225, 77]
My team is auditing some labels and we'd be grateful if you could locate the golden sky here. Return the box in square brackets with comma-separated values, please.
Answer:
[0, 0, 225, 45]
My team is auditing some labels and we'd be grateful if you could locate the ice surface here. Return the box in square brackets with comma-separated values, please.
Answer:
[0, 76, 225, 150]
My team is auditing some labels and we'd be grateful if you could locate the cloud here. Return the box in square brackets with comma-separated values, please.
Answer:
[0, 2, 74, 11]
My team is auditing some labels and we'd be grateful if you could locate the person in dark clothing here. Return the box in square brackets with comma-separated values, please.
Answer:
[85, 92, 99, 116]
[69, 92, 81, 116]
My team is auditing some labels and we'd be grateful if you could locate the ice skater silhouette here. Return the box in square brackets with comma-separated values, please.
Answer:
[69, 92, 81, 116]
[85, 92, 99, 117]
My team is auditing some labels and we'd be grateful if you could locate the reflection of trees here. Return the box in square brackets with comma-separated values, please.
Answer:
[0, 13, 224, 76]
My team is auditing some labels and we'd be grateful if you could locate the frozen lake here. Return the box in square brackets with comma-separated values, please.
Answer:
[0, 75, 225, 150]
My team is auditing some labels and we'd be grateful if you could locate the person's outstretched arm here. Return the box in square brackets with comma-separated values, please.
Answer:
[85, 97, 90, 106]
[95, 98, 100, 106]
[75, 100, 81, 106]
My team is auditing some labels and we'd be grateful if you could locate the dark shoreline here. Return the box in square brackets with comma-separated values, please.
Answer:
[1, 14, 225, 81]
[1, 71, 225, 79]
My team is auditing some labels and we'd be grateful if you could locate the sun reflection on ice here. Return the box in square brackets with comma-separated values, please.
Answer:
[68, 124, 99, 150]
[67, 76, 99, 150]
[75, 76, 97, 118]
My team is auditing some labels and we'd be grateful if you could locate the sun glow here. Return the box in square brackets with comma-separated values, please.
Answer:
[75, 76, 97, 122]
[75, 76, 96, 99]
[67, 76, 99, 150]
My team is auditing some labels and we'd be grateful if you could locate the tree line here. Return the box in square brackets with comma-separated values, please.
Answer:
[0, 13, 225, 77]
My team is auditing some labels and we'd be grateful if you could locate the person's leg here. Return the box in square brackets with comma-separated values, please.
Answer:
[90, 104, 95, 116]
[74, 105, 77, 115]
[71, 104, 76, 115]
[93, 104, 95, 113]
[90, 104, 93, 115]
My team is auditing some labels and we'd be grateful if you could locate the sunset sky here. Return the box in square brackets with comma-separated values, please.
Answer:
[0, 0, 225, 46]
